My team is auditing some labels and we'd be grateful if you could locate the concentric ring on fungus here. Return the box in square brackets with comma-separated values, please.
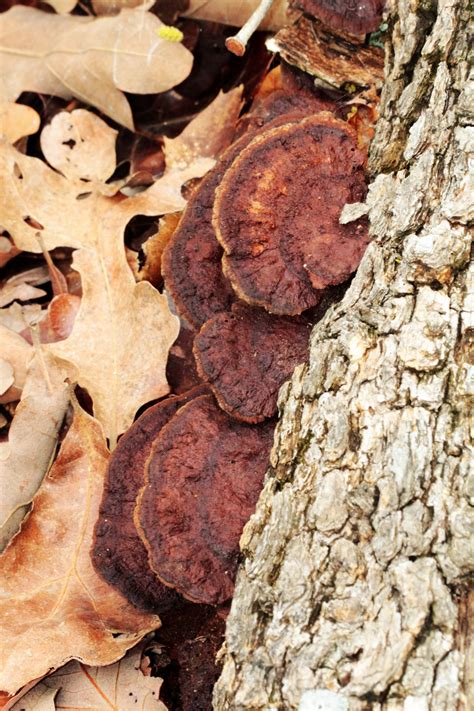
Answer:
[136, 394, 274, 606]
[92, 386, 207, 612]
[213, 113, 369, 315]
[161, 97, 330, 329]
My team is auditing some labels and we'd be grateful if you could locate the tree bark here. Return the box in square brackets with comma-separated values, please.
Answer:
[214, 0, 473, 708]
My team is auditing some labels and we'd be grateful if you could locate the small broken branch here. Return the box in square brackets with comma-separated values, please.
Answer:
[225, 0, 276, 56]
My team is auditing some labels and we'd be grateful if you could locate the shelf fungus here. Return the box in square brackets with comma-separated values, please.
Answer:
[162, 93, 332, 329]
[292, 0, 384, 36]
[136, 395, 274, 605]
[213, 114, 368, 313]
[92, 386, 207, 612]
[194, 304, 311, 423]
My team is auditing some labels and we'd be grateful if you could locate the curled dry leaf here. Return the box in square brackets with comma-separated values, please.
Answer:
[40, 110, 118, 183]
[0, 6, 193, 129]
[0, 359, 14, 397]
[0, 402, 160, 697]
[46, 215, 179, 446]
[0, 325, 32, 403]
[43, 0, 77, 13]
[0, 102, 40, 144]
[0, 350, 68, 551]
[0, 303, 43, 334]
[9, 643, 166, 711]
[185, 0, 290, 32]
[92, 0, 153, 14]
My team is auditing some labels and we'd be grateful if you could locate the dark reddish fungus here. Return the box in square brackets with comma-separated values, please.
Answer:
[194, 304, 311, 423]
[293, 0, 384, 36]
[162, 105, 331, 329]
[154, 602, 227, 711]
[137, 395, 274, 606]
[92, 386, 207, 613]
[166, 324, 204, 395]
[213, 114, 368, 313]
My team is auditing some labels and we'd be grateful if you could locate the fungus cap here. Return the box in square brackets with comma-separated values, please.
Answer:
[137, 395, 274, 605]
[194, 304, 311, 423]
[213, 114, 368, 314]
[92, 386, 207, 612]
[293, 0, 384, 36]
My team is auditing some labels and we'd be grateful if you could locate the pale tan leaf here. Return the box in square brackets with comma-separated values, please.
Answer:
[43, 0, 77, 14]
[0, 403, 160, 697]
[184, 0, 289, 31]
[11, 644, 167, 711]
[92, 0, 153, 14]
[47, 211, 179, 445]
[1, 141, 212, 254]
[0, 325, 32, 403]
[8, 687, 56, 711]
[40, 110, 117, 182]
[0, 6, 193, 129]
[0, 359, 14, 396]
[163, 87, 243, 170]
[0, 102, 40, 144]
[0, 283, 46, 309]
[0, 350, 68, 550]
[0, 303, 44, 334]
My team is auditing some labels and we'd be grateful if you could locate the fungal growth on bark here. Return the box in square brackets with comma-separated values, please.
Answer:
[292, 0, 384, 36]
[92, 386, 207, 612]
[161, 90, 334, 329]
[213, 114, 368, 314]
[136, 394, 275, 606]
[194, 303, 311, 423]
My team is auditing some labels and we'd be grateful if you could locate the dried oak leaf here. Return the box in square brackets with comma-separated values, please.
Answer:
[137, 394, 274, 605]
[0, 144, 180, 445]
[8, 642, 166, 711]
[40, 110, 118, 183]
[213, 114, 368, 313]
[184, 0, 290, 31]
[0, 403, 160, 698]
[0, 350, 69, 551]
[92, 386, 208, 613]
[163, 108, 323, 328]
[0, 325, 32, 404]
[0, 102, 40, 144]
[194, 303, 310, 423]
[292, 0, 384, 36]
[0, 5, 193, 129]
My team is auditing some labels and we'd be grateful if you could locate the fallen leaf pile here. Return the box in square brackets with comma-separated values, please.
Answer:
[0, 1, 382, 708]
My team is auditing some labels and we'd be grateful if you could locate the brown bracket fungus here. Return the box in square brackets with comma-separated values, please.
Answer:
[194, 304, 311, 423]
[213, 113, 368, 314]
[292, 0, 384, 36]
[92, 386, 208, 613]
[162, 96, 332, 329]
[136, 394, 274, 606]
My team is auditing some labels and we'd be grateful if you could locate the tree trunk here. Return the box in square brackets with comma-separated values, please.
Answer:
[214, 0, 473, 708]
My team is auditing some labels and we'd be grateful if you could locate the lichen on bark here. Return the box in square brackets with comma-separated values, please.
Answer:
[213, 0, 473, 708]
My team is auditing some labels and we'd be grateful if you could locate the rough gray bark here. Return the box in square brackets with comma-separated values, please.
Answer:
[214, 0, 473, 708]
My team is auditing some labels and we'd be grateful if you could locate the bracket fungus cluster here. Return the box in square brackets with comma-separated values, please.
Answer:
[92, 61, 374, 709]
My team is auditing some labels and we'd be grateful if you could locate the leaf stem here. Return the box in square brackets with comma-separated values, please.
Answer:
[225, 0, 277, 56]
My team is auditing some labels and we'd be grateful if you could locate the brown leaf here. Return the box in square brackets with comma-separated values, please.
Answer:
[46, 216, 179, 446]
[0, 325, 32, 403]
[43, 0, 77, 12]
[0, 350, 69, 550]
[0, 6, 193, 129]
[0, 102, 40, 144]
[184, 0, 290, 31]
[9, 643, 167, 711]
[0, 402, 160, 697]
[40, 110, 118, 183]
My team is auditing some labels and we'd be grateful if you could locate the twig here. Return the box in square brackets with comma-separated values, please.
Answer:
[225, 0, 277, 56]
